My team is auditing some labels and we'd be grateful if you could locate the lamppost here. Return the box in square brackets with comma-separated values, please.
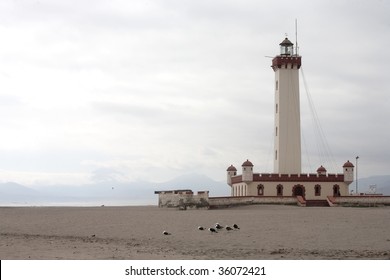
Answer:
[355, 156, 359, 195]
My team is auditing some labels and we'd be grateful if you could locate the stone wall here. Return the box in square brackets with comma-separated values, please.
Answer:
[209, 196, 298, 208]
[333, 196, 390, 207]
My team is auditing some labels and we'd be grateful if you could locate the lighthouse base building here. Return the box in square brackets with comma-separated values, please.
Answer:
[226, 160, 355, 206]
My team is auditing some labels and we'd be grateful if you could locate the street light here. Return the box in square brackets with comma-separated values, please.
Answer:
[355, 156, 359, 195]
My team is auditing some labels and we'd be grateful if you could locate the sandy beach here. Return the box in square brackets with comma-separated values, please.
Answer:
[0, 205, 389, 260]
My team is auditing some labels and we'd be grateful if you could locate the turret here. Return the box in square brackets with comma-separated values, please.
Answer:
[226, 165, 237, 186]
[317, 165, 327, 176]
[242, 159, 254, 182]
[343, 160, 354, 184]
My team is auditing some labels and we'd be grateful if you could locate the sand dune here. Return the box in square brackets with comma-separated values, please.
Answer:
[0, 205, 389, 259]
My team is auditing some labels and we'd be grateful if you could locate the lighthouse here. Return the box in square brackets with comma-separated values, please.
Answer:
[225, 35, 354, 202]
[271, 38, 302, 174]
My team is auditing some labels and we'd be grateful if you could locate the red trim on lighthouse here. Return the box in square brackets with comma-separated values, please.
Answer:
[272, 56, 302, 71]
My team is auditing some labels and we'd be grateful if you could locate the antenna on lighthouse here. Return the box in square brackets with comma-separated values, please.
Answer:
[295, 19, 299, 56]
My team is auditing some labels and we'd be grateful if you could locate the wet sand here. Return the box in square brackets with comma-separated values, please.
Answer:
[0, 205, 389, 259]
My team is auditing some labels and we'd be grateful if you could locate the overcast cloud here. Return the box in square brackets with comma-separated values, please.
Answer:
[0, 0, 389, 186]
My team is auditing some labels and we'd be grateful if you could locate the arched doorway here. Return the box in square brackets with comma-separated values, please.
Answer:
[333, 185, 340, 197]
[292, 184, 305, 197]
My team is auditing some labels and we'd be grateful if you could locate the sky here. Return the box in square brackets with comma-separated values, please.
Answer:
[0, 0, 389, 186]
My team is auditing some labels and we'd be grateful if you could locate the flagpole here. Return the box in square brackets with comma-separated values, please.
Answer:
[355, 156, 359, 195]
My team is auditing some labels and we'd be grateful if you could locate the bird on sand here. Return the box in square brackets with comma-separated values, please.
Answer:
[198, 226, 205, 230]
[162, 231, 171, 235]
[208, 227, 218, 233]
[225, 226, 233, 231]
[233, 223, 240, 229]
[215, 223, 224, 230]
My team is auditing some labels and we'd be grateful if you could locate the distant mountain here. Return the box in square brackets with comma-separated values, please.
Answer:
[0, 173, 229, 206]
[3, 174, 388, 206]
[0, 182, 42, 205]
[353, 175, 390, 195]
[0, 182, 40, 195]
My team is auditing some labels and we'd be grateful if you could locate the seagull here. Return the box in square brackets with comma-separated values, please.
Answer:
[208, 227, 218, 233]
[162, 231, 171, 235]
[215, 223, 224, 230]
[233, 224, 240, 230]
[198, 226, 205, 231]
[225, 226, 233, 231]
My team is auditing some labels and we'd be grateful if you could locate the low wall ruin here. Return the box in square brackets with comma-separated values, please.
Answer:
[155, 190, 210, 209]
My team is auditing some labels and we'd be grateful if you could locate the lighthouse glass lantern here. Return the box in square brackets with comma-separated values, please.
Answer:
[280, 38, 293, 56]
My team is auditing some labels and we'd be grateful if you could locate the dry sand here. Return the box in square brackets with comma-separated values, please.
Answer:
[0, 205, 389, 259]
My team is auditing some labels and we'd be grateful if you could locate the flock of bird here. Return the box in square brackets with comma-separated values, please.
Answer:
[162, 223, 240, 235]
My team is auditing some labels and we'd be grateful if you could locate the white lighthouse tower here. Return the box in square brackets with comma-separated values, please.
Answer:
[224, 35, 356, 202]
[271, 38, 302, 174]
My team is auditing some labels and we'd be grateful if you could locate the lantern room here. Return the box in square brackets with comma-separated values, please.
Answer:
[280, 37, 294, 56]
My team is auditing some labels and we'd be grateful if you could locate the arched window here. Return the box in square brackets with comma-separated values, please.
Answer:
[276, 184, 283, 196]
[315, 184, 321, 196]
[257, 184, 264, 196]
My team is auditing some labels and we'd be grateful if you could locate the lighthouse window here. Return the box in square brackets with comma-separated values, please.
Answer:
[276, 104, 278, 113]
[276, 80, 278, 90]
[276, 126, 278, 136]
[275, 150, 277, 160]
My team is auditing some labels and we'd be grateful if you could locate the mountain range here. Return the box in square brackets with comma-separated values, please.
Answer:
[1, 173, 389, 206]
[0, 173, 229, 206]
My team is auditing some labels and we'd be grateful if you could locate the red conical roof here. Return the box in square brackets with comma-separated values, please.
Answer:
[226, 165, 237, 171]
[317, 165, 327, 172]
[242, 159, 254, 167]
[343, 160, 354, 168]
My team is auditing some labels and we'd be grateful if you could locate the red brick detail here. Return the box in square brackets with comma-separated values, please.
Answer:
[230, 173, 344, 184]
[272, 56, 301, 70]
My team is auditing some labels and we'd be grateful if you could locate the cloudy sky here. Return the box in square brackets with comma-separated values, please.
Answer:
[0, 0, 389, 186]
